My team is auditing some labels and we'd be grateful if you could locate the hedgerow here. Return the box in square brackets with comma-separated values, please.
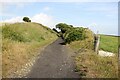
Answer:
[56, 23, 86, 44]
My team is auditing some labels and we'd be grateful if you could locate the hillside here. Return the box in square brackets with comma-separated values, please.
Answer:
[2, 22, 58, 77]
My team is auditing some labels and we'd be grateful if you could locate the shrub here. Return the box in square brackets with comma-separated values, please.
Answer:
[56, 23, 73, 34]
[65, 28, 86, 44]
[23, 17, 31, 22]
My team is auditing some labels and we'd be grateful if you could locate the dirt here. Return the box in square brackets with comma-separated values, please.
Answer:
[25, 38, 79, 78]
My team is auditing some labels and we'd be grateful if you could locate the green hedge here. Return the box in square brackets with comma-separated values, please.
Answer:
[65, 28, 86, 44]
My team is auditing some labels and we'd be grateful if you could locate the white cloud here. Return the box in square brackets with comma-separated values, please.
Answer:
[2, 17, 23, 23]
[0, 2, 29, 17]
[31, 13, 55, 28]
[1, 13, 56, 28]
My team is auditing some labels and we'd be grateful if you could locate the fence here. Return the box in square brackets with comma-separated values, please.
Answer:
[94, 34, 100, 54]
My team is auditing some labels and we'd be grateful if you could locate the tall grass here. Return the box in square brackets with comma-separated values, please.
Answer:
[2, 22, 58, 77]
[75, 50, 118, 78]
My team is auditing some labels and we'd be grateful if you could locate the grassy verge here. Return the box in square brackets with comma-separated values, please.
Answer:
[2, 22, 58, 77]
[68, 30, 118, 78]
[75, 50, 118, 78]
[99, 34, 118, 53]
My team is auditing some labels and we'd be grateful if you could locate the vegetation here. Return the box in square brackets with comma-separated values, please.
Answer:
[52, 28, 58, 33]
[2, 21, 118, 78]
[65, 27, 86, 44]
[23, 17, 31, 22]
[2, 22, 58, 77]
[68, 29, 118, 78]
[99, 34, 118, 53]
[56, 23, 86, 44]
[75, 50, 118, 78]
[68, 28, 94, 51]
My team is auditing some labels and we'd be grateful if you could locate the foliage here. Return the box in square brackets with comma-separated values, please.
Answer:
[56, 23, 86, 44]
[56, 23, 73, 34]
[65, 28, 86, 44]
[69, 28, 94, 51]
[23, 17, 31, 22]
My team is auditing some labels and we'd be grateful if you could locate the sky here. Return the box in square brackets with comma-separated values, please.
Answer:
[0, 1, 119, 36]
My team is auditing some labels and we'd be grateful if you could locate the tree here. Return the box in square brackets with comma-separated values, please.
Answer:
[28, 20, 31, 22]
[23, 17, 31, 22]
[56, 23, 72, 33]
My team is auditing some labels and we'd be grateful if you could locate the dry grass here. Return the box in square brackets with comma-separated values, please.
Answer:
[68, 29, 118, 78]
[75, 50, 118, 78]
[2, 23, 58, 77]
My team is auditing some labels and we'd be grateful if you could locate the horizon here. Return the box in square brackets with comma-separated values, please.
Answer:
[0, 2, 118, 36]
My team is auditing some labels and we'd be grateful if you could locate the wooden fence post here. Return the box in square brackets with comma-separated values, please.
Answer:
[94, 34, 100, 54]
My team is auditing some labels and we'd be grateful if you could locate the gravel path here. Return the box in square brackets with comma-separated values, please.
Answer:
[26, 38, 79, 78]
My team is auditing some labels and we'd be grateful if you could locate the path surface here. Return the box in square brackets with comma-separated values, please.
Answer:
[26, 38, 79, 78]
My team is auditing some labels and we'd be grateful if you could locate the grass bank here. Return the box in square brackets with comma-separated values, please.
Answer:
[75, 50, 118, 78]
[2, 22, 58, 77]
[68, 29, 118, 78]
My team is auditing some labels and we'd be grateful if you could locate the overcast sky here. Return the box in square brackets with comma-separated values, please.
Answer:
[0, 1, 119, 35]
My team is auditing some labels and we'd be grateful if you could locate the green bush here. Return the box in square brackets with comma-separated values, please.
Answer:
[56, 23, 86, 44]
[23, 17, 31, 22]
[56, 23, 73, 34]
[65, 28, 86, 44]
[2, 26, 27, 42]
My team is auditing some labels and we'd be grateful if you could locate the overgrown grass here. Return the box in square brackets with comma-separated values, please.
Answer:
[75, 50, 118, 78]
[2, 22, 58, 77]
[99, 34, 118, 53]
[68, 30, 118, 78]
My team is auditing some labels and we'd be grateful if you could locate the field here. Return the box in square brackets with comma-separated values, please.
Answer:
[2, 22, 58, 77]
[99, 34, 118, 53]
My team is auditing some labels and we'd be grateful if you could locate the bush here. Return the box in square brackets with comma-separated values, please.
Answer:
[56, 23, 86, 44]
[23, 17, 31, 22]
[65, 28, 86, 44]
[56, 23, 73, 34]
